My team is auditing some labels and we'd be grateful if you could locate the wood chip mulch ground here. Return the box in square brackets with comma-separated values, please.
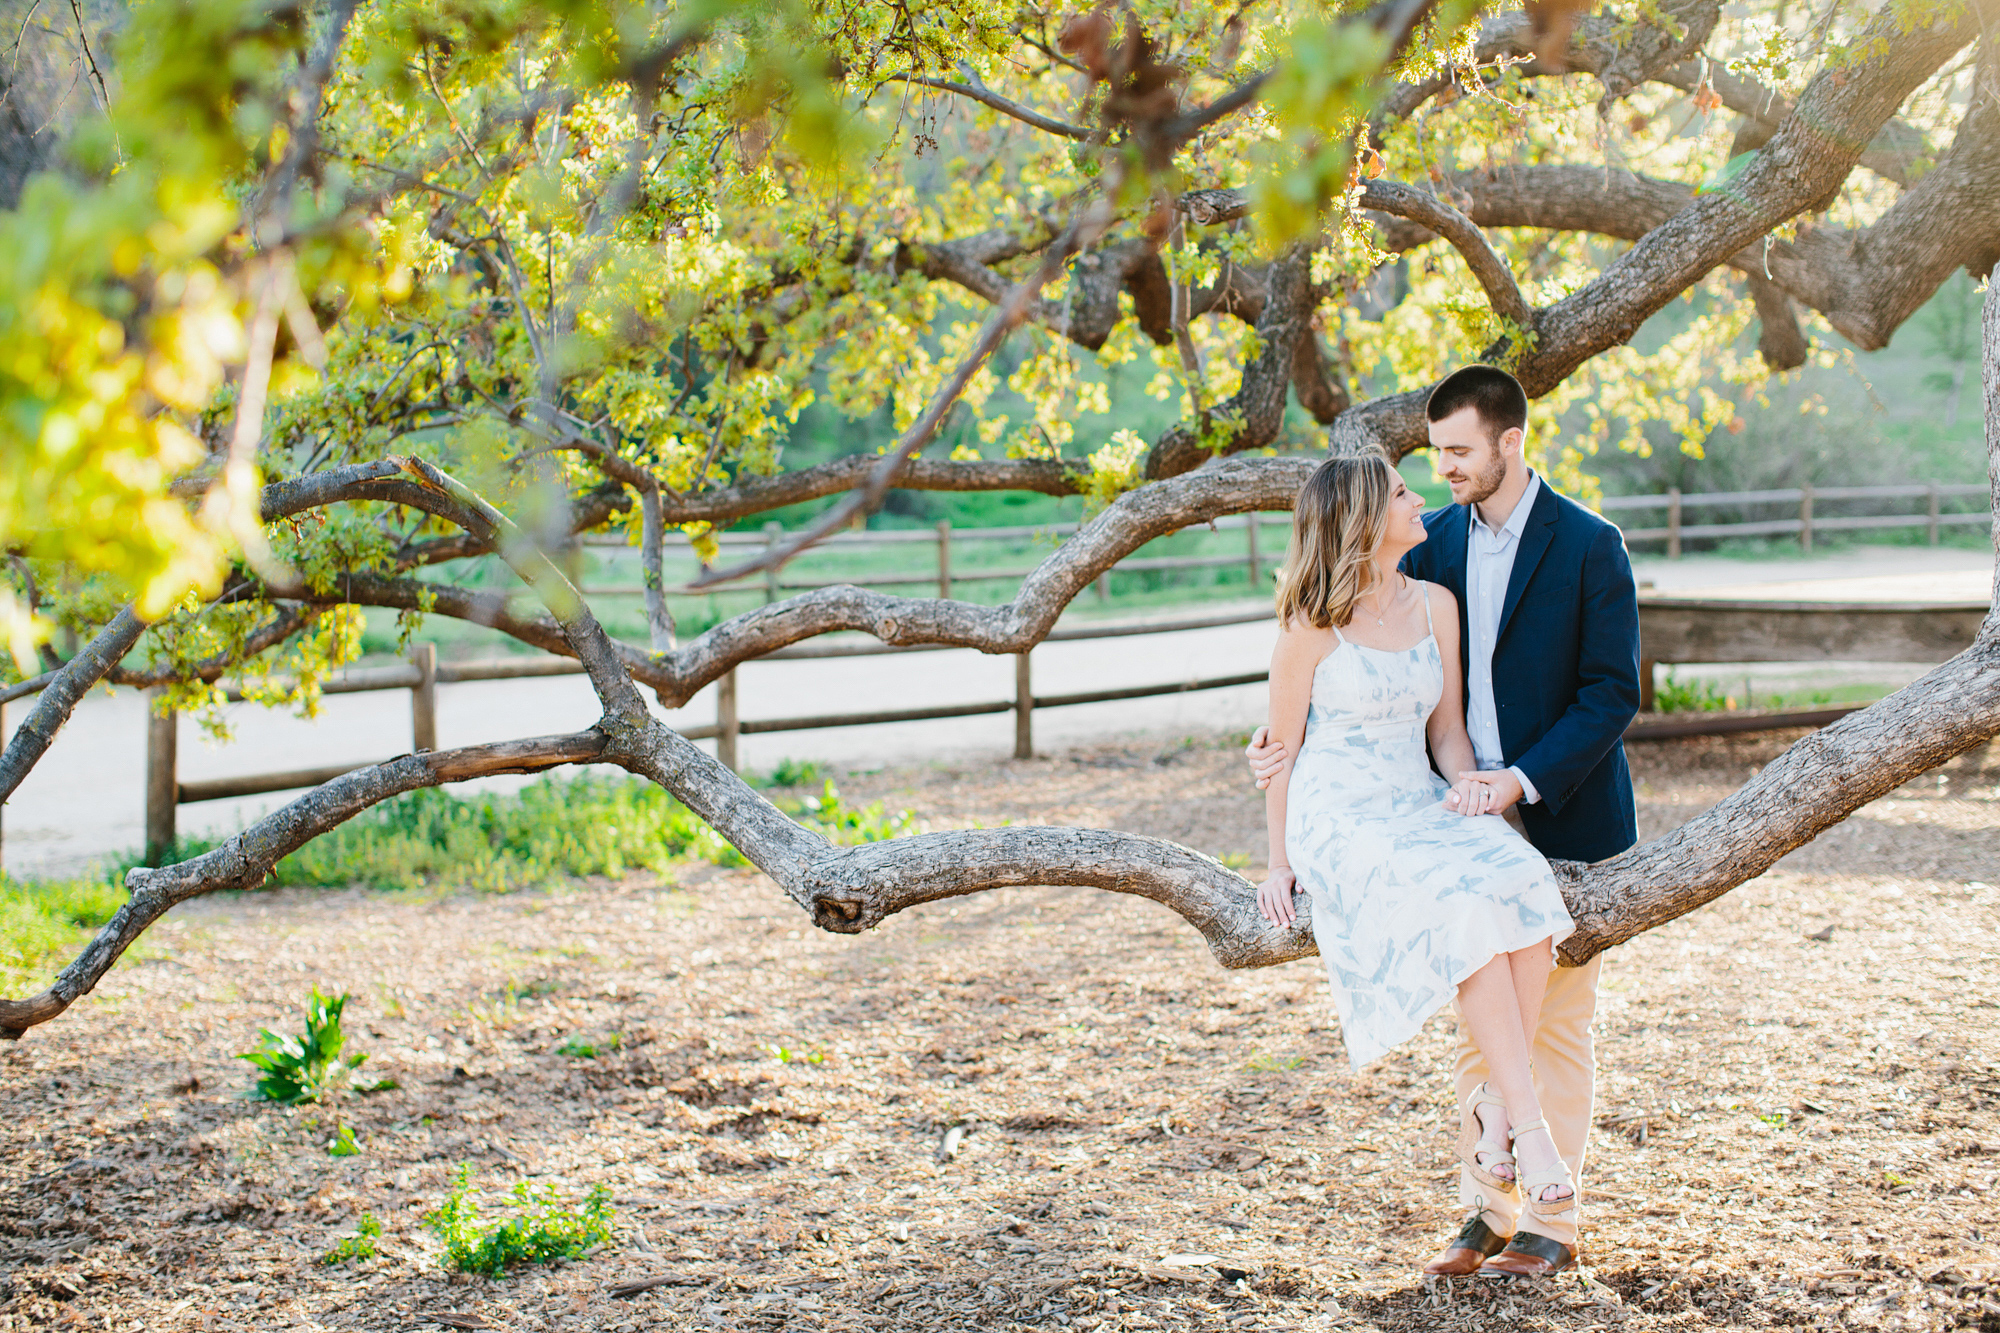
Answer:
[2, 728, 1997, 1332]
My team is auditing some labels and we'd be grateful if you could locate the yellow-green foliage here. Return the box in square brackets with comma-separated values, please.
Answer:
[0, 0, 1966, 690]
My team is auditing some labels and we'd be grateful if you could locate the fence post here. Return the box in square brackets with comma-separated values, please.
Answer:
[1928, 483, 1941, 546]
[1798, 483, 1814, 553]
[1246, 514, 1261, 588]
[145, 689, 177, 866]
[763, 522, 782, 604]
[1666, 487, 1682, 560]
[1094, 572, 1109, 602]
[1638, 658, 1657, 713]
[1013, 650, 1033, 760]
[716, 668, 739, 772]
[411, 642, 438, 752]
[936, 520, 952, 599]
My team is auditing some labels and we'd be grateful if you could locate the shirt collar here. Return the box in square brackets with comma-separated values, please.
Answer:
[1470, 470, 1541, 544]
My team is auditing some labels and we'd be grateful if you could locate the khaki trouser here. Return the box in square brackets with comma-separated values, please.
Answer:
[1451, 951, 1602, 1248]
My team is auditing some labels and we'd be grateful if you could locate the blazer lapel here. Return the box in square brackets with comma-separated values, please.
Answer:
[1432, 504, 1470, 605]
[1496, 483, 1560, 641]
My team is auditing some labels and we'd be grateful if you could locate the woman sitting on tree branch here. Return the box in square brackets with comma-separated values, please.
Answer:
[1255, 453, 1580, 1272]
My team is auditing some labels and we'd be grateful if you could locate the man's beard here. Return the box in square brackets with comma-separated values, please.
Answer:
[1457, 445, 1508, 507]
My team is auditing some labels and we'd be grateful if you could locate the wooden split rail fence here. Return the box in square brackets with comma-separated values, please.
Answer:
[138, 607, 1275, 861]
[139, 588, 1992, 863]
[1600, 482, 1991, 556]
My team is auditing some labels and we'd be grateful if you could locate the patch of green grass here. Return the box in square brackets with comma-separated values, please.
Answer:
[0, 874, 129, 991]
[327, 1122, 363, 1156]
[320, 1212, 383, 1265]
[263, 772, 748, 892]
[425, 1166, 615, 1277]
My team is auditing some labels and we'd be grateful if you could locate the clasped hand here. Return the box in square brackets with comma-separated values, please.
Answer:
[1246, 728, 1521, 817]
[1443, 768, 1523, 817]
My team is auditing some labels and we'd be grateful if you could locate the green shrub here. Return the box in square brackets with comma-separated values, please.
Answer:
[238, 987, 392, 1104]
[425, 1166, 615, 1277]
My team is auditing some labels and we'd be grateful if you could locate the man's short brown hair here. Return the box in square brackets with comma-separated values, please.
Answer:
[1426, 365, 1528, 440]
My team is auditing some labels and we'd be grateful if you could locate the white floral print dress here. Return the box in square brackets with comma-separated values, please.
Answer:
[1285, 586, 1574, 1069]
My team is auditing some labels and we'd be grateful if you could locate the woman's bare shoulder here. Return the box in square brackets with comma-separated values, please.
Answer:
[1274, 614, 1341, 655]
[1416, 579, 1458, 614]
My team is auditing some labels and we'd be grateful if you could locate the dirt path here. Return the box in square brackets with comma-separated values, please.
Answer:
[3, 731, 1997, 1332]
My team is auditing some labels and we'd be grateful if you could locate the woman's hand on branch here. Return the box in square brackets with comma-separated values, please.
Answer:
[1256, 867, 1300, 927]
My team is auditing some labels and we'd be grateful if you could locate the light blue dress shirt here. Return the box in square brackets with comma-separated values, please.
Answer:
[1464, 470, 1543, 805]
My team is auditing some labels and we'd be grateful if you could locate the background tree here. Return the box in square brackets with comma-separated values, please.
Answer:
[2, 0, 1996, 1038]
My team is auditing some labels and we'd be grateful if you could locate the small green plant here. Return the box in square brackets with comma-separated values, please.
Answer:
[1215, 851, 1251, 870]
[556, 1037, 599, 1059]
[238, 988, 393, 1104]
[1245, 1050, 1309, 1072]
[328, 1123, 362, 1156]
[425, 1166, 615, 1277]
[1654, 669, 1735, 714]
[767, 1043, 826, 1065]
[320, 1212, 383, 1265]
[1755, 1111, 1788, 1128]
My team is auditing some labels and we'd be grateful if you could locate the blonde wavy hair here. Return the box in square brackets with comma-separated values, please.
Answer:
[1274, 452, 1399, 629]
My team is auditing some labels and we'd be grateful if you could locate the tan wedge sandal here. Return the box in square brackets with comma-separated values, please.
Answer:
[1509, 1118, 1577, 1222]
[1455, 1082, 1519, 1196]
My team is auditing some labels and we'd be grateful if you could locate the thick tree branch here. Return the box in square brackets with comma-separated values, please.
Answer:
[1142, 247, 1323, 480]
[1519, 2, 1986, 392]
[0, 609, 145, 805]
[1358, 179, 1532, 330]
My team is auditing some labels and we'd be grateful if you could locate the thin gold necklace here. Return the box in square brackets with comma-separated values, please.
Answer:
[1362, 573, 1405, 625]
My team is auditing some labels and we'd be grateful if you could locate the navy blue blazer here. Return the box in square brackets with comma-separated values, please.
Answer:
[1400, 481, 1642, 863]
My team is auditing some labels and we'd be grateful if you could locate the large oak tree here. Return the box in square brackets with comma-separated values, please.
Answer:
[2, 0, 1996, 1038]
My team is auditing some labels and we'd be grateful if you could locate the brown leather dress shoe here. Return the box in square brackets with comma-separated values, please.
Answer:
[1478, 1230, 1577, 1278]
[1422, 1214, 1511, 1276]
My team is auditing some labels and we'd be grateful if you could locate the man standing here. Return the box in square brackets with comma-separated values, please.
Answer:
[1247, 364, 1641, 1278]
